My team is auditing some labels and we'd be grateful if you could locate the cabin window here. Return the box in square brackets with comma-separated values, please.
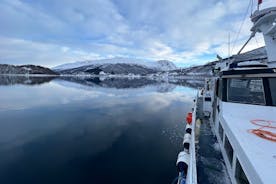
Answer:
[268, 78, 276, 106]
[224, 135, 233, 165]
[218, 79, 223, 99]
[227, 78, 265, 105]
[218, 122, 224, 142]
[215, 79, 219, 97]
[205, 97, 211, 102]
[235, 159, 249, 184]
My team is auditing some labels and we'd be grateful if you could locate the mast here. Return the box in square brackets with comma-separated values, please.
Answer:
[257, 0, 262, 11]
[251, 1, 276, 63]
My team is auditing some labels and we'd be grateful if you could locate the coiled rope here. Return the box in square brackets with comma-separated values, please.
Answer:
[248, 119, 276, 142]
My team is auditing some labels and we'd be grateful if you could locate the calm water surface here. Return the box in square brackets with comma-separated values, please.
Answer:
[0, 77, 198, 184]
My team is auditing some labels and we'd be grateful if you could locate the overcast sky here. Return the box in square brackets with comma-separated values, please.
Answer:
[0, 0, 275, 67]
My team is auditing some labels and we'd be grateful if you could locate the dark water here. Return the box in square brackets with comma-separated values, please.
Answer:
[0, 76, 199, 184]
[197, 118, 231, 184]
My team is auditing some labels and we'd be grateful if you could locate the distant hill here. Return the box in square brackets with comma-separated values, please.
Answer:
[0, 47, 267, 77]
[172, 47, 268, 76]
[0, 64, 58, 75]
[52, 58, 177, 75]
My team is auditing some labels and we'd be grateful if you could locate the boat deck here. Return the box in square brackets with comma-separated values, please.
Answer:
[220, 102, 276, 184]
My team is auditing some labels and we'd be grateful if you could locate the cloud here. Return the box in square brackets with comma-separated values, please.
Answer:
[0, 0, 275, 67]
[0, 37, 104, 67]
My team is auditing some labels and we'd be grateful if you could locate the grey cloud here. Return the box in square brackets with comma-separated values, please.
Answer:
[0, 0, 275, 66]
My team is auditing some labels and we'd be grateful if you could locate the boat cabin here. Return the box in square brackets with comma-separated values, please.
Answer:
[216, 67, 276, 107]
[211, 65, 276, 184]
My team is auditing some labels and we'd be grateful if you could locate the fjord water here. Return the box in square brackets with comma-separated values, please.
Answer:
[0, 76, 198, 184]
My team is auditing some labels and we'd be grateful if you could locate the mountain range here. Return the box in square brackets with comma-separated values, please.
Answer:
[52, 58, 177, 75]
[0, 47, 268, 76]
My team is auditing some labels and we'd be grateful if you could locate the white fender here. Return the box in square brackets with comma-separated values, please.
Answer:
[185, 123, 192, 134]
[183, 133, 191, 150]
[176, 151, 190, 174]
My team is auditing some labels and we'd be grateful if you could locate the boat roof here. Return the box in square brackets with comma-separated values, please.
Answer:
[220, 67, 276, 77]
[221, 102, 276, 184]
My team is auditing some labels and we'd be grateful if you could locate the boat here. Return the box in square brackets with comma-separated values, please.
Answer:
[174, 1, 276, 184]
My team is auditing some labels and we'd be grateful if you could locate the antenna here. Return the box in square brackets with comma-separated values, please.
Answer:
[228, 33, 230, 57]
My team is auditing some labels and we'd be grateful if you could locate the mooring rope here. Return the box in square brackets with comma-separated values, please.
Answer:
[248, 119, 276, 142]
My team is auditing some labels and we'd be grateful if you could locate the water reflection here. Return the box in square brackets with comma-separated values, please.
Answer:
[0, 75, 56, 85]
[60, 76, 159, 89]
[0, 76, 199, 184]
[0, 75, 204, 89]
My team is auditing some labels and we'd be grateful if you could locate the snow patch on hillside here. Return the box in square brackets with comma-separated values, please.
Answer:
[52, 58, 177, 71]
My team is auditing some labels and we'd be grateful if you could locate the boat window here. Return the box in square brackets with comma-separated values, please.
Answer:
[224, 135, 233, 165]
[215, 79, 219, 97]
[218, 79, 223, 99]
[268, 78, 276, 106]
[227, 78, 265, 105]
[205, 97, 211, 102]
[235, 159, 249, 184]
[218, 122, 224, 142]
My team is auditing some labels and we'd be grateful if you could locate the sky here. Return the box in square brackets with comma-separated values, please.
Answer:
[0, 0, 275, 68]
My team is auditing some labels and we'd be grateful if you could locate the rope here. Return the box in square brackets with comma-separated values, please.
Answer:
[170, 176, 179, 184]
[237, 33, 255, 54]
[248, 119, 276, 142]
[231, 0, 252, 55]
[250, 119, 276, 129]
[170, 176, 186, 184]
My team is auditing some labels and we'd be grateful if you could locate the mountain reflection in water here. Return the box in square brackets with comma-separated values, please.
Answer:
[0, 76, 202, 184]
[0, 75, 204, 89]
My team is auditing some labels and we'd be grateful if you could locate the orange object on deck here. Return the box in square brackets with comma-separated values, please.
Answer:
[249, 119, 276, 142]
[186, 112, 193, 124]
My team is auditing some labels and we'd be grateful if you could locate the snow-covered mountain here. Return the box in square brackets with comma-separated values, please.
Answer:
[156, 60, 177, 71]
[0, 64, 58, 75]
[57, 63, 156, 75]
[52, 58, 177, 74]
